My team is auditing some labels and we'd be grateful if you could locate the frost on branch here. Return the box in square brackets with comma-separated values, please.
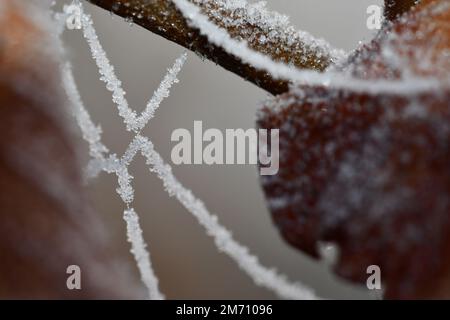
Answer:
[173, 0, 439, 96]
[258, 0, 450, 299]
[188, 0, 345, 68]
[87, 0, 344, 95]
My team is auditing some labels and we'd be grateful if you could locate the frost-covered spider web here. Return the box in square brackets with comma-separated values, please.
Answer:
[55, 0, 321, 300]
[53, 0, 447, 300]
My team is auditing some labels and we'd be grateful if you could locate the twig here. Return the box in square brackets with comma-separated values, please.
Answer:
[86, 0, 342, 95]
[86, 1, 419, 95]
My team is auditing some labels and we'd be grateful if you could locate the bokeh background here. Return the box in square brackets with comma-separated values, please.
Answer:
[62, 0, 383, 299]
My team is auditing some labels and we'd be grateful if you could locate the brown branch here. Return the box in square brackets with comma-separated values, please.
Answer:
[86, 0, 339, 95]
[85, 1, 422, 95]
[384, 0, 419, 21]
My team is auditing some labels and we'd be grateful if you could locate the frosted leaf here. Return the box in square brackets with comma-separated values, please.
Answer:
[257, 0, 450, 298]
[339, 0, 450, 83]
[258, 85, 450, 299]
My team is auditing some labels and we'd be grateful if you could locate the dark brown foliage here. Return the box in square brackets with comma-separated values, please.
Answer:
[258, 0, 450, 298]
[0, 1, 140, 298]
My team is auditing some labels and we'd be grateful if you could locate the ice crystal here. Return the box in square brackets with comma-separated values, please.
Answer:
[190, 0, 346, 66]
[79, 7, 188, 132]
[124, 208, 164, 300]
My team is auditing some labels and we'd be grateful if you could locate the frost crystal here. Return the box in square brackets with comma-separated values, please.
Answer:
[124, 208, 164, 300]
[190, 0, 346, 65]
[80, 6, 188, 132]
[62, 63, 108, 160]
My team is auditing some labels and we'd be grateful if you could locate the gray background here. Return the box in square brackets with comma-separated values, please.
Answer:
[62, 0, 383, 299]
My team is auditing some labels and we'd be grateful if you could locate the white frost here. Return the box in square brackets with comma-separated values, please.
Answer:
[62, 63, 109, 160]
[124, 208, 164, 300]
[78, 7, 187, 132]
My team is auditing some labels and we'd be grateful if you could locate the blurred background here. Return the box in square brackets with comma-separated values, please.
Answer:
[61, 0, 383, 299]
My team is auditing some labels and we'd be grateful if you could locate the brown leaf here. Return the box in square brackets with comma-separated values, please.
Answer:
[0, 1, 141, 298]
[258, 0, 450, 299]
